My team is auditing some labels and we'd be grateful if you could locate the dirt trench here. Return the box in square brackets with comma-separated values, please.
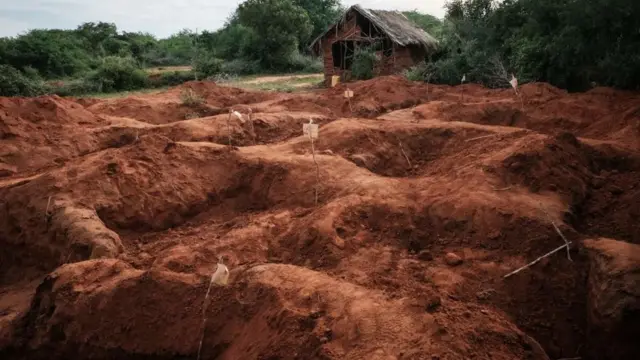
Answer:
[1, 77, 639, 360]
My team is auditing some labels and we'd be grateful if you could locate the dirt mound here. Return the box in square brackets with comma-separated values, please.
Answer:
[584, 238, 640, 360]
[0, 95, 107, 176]
[327, 76, 431, 117]
[177, 81, 278, 108]
[86, 97, 225, 125]
[2, 78, 640, 360]
[3, 260, 548, 360]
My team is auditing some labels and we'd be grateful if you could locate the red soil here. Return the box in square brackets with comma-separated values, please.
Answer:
[1, 76, 639, 360]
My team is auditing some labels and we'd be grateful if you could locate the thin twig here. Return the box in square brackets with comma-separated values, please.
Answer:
[492, 186, 512, 191]
[465, 134, 498, 142]
[309, 132, 320, 206]
[197, 277, 214, 360]
[227, 111, 232, 148]
[504, 243, 571, 279]
[197, 256, 226, 360]
[539, 204, 572, 261]
[398, 141, 412, 168]
[45, 196, 52, 224]
[248, 109, 256, 145]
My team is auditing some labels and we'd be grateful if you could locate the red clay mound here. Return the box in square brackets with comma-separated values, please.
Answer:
[5, 260, 549, 360]
[327, 76, 431, 117]
[86, 97, 225, 125]
[177, 81, 278, 108]
[0, 95, 107, 176]
[583, 238, 640, 360]
[3, 78, 640, 360]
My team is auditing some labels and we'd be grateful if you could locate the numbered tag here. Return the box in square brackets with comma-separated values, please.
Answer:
[344, 89, 354, 98]
[303, 123, 319, 139]
[232, 111, 245, 123]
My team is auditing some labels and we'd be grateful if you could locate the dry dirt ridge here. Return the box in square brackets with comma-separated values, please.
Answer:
[1, 76, 639, 360]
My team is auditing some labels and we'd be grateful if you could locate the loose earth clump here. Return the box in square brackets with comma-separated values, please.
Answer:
[1, 76, 639, 360]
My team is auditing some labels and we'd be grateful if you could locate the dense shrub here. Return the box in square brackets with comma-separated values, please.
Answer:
[150, 71, 195, 87]
[220, 59, 262, 75]
[87, 56, 148, 92]
[351, 47, 377, 80]
[286, 52, 323, 73]
[47, 79, 101, 96]
[194, 56, 224, 79]
[0, 65, 46, 96]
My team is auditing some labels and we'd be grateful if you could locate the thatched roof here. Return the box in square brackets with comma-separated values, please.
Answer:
[310, 4, 438, 53]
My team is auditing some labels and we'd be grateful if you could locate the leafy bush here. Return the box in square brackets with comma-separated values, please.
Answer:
[194, 56, 223, 79]
[22, 66, 43, 81]
[286, 52, 323, 73]
[0, 65, 46, 96]
[47, 79, 101, 96]
[351, 47, 377, 80]
[403, 64, 428, 82]
[150, 70, 195, 88]
[220, 59, 262, 75]
[87, 56, 148, 92]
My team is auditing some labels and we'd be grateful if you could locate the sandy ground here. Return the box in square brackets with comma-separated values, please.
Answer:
[1, 76, 639, 360]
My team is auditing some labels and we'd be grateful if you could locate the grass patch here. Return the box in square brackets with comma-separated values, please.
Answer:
[146, 66, 193, 74]
[221, 74, 324, 92]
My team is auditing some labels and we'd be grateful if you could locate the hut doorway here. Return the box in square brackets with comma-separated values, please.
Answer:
[332, 41, 356, 70]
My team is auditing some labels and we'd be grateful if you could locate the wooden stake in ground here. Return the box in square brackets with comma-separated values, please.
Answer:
[303, 119, 320, 206]
[538, 203, 573, 261]
[344, 88, 354, 115]
[460, 74, 466, 103]
[197, 256, 229, 360]
[226, 110, 233, 148]
[247, 108, 256, 145]
[509, 74, 525, 111]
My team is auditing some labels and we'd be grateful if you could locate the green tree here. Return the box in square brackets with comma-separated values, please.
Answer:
[2, 29, 93, 78]
[237, 0, 313, 69]
[293, 0, 342, 44]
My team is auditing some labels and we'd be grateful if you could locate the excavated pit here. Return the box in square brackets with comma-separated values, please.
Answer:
[1, 76, 639, 360]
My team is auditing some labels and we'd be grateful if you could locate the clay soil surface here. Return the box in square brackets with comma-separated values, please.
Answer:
[1, 76, 639, 360]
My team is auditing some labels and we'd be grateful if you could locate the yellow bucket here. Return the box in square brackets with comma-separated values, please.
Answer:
[331, 75, 340, 87]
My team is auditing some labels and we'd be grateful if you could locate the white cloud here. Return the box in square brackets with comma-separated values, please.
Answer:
[0, 0, 447, 38]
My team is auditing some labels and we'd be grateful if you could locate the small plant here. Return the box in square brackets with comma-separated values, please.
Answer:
[184, 111, 201, 120]
[180, 88, 204, 106]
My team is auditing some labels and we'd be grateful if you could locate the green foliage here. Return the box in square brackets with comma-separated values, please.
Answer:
[286, 52, 323, 73]
[220, 59, 262, 75]
[351, 47, 377, 80]
[194, 56, 224, 79]
[0, 29, 94, 78]
[0, 65, 46, 97]
[150, 71, 196, 88]
[293, 0, 343, 44]
[47, 79, 101, 97]
[87, 57, 148, 92]
[428, 0, 640, 90]
[403, 11, 444, 37]
[237, 0, 313, 69]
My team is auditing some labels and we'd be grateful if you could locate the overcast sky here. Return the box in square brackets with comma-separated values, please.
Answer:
[0, 0, 447, 38]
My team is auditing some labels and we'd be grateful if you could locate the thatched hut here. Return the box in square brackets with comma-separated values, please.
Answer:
[310, 4, 438, 85]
